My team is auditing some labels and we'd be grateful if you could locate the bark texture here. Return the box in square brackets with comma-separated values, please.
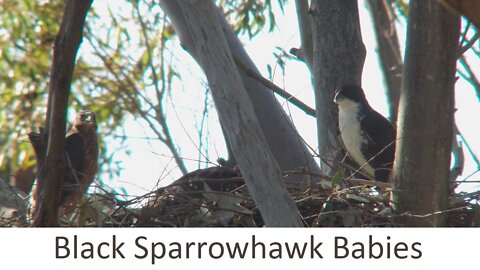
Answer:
[392, 0, 460, 227]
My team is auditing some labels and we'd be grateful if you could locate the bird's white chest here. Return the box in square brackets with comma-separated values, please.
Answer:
[338, 106, 374, 177]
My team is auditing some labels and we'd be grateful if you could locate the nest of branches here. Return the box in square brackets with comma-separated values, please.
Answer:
[2, 166, 479, 227]
[60, 167, 480, 227]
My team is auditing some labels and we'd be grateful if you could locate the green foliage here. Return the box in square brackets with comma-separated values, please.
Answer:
[0, 0, 62, 177]
[220, 0, 286, 38]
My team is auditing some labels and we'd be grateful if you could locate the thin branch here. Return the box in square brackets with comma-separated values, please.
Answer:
[233, 55, 316, 117]
[135, 3, 188, 175]
[197, 88, 211, 169]
[85, 26, 189, 175]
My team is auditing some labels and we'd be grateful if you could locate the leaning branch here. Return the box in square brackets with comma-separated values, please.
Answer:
[233, 56, 316, 117]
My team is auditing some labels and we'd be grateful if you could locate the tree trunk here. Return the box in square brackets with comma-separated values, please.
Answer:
[31, 0, 92, 226]
[391, 0, 460, 227]
[172, 0, 304, 227]
[366, 0, 403, 124]
[159, 0, 320, 189]
[310, 0, 366, 176]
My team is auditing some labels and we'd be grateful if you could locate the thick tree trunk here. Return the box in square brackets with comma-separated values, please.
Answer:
[366, 0, 403, 124]
[391, 0, 460, 227]
[310, 0, 366, 176]
[172, 0, 304, 227]
[31, 0, 92, 226]
[159, 0, 320, 189]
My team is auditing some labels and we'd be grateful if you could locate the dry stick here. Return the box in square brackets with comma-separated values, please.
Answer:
[232, 55, 316, 117]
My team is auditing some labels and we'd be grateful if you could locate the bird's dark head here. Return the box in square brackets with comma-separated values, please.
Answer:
[74, 110, 97, 131]
[334, 84, 368, 107]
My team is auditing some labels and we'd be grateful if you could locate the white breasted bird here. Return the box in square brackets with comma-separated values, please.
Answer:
[334, 84, 396, 182]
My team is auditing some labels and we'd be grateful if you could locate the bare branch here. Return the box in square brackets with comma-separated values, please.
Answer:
[233, 55, 316, 117]
[85, 23, 189, 175]
[134, 3, 188, 175]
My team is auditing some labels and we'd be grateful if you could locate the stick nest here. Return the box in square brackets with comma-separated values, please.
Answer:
[2, 166, 479, 227]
